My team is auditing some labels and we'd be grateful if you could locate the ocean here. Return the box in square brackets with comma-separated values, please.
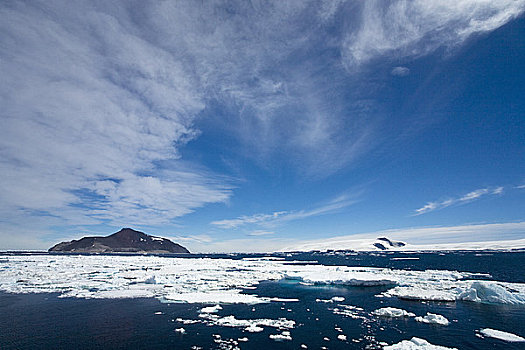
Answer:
[0, 251, 524, 349]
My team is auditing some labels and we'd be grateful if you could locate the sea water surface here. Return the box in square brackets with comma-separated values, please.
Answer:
[0, 251, 524, 349]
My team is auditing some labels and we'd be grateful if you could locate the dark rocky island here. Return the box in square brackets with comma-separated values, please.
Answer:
[49, 228, 190, 254]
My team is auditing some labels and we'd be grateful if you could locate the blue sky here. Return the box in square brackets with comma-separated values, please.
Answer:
[1, 1, 524, 252]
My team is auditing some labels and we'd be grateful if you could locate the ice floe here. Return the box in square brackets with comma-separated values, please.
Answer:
[269, 330, 292, 341]
[372, 307, 415, 318]
[331, 304, 367, 320]
[384, 337, 457, 349]
[1, 255, 524, 307]
[316, 296, 345, 303]
[186, 312, 295, 334]
[478, 328, 525, 342]
[200, 304, 223, 313]
[415, 313, 449, 326]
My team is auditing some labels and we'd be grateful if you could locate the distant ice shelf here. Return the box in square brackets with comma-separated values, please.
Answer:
[280, 237, 525, 252]
[0, 255, 524, 306]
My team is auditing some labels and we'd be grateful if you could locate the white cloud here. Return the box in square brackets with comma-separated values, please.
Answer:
[212, 194, 358, 229]
[168, 234, 214, 244]
[343, 0, 525, 69]
[248, 230, 276, 236]
[0, 1, 231, 236]
[211, 212, 288, 230]
[492, 187, 504, 194]
[459, 188, 490, 201]
[414, 186, 505, 215]
[391, 66, 410, 76]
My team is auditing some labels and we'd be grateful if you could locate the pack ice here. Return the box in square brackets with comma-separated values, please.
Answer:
[0, 255, 524, 306]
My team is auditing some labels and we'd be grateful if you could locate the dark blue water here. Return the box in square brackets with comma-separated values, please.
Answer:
[1, 251, 524, 349]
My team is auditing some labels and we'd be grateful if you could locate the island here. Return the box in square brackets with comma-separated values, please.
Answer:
[48, 228, 190, 254]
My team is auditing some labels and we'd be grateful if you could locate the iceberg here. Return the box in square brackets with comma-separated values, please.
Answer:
[457, 281, 525, 305]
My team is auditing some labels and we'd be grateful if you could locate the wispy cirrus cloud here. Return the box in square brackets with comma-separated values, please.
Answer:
[414, 186, 505, 215]
[211, 194, 358, 229]
[342, 0, 525, 69]
[248, 230, 276, 237]
[0, 1, 231, 235]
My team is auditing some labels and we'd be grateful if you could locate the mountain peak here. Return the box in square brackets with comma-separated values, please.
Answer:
[49, 228, 189, 254]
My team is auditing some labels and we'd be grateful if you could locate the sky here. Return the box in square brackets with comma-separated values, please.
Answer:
[1, 0, 524, 252]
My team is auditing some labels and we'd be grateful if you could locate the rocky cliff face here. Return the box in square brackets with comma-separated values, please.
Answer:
[49, 228, 190, 254]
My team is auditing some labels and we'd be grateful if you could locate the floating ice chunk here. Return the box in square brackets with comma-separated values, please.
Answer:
[415, 313, 449, 325]
[384, 337, 457, 349]
[269, 297, 300, 302]
[372, 307, 415, 318]
[175, 328, 186, 334]
[154, 311, 163, 315]
[457, 281, 525, 305]
[269, 333, 292, 341]
[210, 315, 295, 333]
[163, 291, 264, 304]
[382, 287, 456, 302]
[200, 305, 223, 313]
[332, 304, 367, 320]
[245, 324, 264, 333]
[292, 270, 396, 286]
[238, 337, 248, 342]
[301, 344, 307, 348]
[338, 334, 347, 341]
[175, 318, 201, 325]
[316, 296, 345, 303]
[478, 328, 525, 342]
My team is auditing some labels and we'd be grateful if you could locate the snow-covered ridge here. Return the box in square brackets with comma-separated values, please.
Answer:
[1, 255, 525, 306]
[281, 237, 525, 252]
